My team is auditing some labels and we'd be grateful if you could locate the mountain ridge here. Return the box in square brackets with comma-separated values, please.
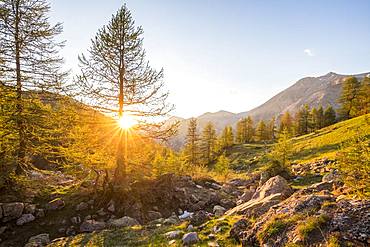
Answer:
[168, 71, 369, 149]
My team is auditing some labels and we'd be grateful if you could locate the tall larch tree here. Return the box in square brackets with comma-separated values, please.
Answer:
[295, 105, 310, 135]
[76, 5, 174, 185]
[219, 126, 234, 149]
[184, 118, 200, 165]
[255, 120, 268, 141]
[200, 122, 217, 165]
[0, 0, 66, 173]
[357, 77, 370, 115]
[339, 76, 360, 119]
[267, 116, 276, 141]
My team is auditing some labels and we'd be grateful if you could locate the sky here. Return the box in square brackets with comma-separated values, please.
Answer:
[49, 0, 370, 118]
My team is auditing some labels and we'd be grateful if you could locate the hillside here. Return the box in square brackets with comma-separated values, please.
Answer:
[169, 72, 369, 148]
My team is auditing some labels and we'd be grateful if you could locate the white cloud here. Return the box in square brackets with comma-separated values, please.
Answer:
[304, 48, 315, 57]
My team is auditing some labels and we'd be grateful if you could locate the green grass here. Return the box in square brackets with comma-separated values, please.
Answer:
[48, 216, 243, 247]
[296, 214, 329, 240]
[291, 114, 370, 163]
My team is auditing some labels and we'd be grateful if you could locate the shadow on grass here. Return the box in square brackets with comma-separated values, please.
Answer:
[293, 143, 341, 161]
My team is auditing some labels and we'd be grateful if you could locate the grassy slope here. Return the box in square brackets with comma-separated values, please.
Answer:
[291, 114, 370, 163]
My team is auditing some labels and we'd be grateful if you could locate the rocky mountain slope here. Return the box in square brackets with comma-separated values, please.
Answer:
[169, 72, 369, 149]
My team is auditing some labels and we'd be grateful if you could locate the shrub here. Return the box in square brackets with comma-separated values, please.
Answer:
[336, 134, 370, 198]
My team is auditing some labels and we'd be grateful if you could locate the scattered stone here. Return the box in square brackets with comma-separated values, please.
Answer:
[164, 230, 182, 239]
[16, 213, 35, 226]
[66, 226, 77, 236]
[147, 211, 162, 221]
[25, 233, 50, 247]
[322, 170, 340, 182]
[87, 199, 94, 205]
[2, 202, 24, 222]
[182, 232, 199, 245]
[108, 216, 139, 228]
[168, 239, 176, 245]
[187, 224, 194, 231]
[230, 218, 250, 242]
[208, 233, 216, 239]
[80, 220, 106, 232]
[47, 198, 65, 210]
[58, 228, 66, 234]
[237, 190, 253, 205]
[190, 210, 210, 226]
[179, 210, 193, 220]
[76, 202, 89, 211]
[208, 241, 219, 247]
[96, 208, 107, 216]
[213, 205, 226, 217]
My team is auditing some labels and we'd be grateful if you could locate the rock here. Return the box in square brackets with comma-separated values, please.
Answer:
[179, 210, 193, 220]
[79, 220, 106, 232]
[58, 228, 66, 234]
[182, 232, 199, 245]
[0, 204, 2, 219]
[108, 216, 139, 228]
[35, 209, 45, 218]
[87, 199, 94, 205]
[25, 233, 50, 247]
[168, 239, 176, 245]
[220, 199, 235, 209]
[16, 213, 35, 225]
[75, 202, 89, 211]
[230, 218, 250, 242]
[71, 216, 81, 224]
[24, 204, 36, 214]
[227, 193, 283, 217]
[309, 181, 334, 192]
[207, 182, 222, 190]
[107, 200, 115, 213]
[96, 208, 107, 216]
[213, 205, 226, 217]
[2, 202, 24, 222]
[190, 210, 210, 226]
[237, 190, 253, 204]
[47, 198, 65, 210]
[147, 211, 162, 221]
[187, 224, 194, 231]
[322, 170, 340, 182]
[208, 241, 219, 247]
[66, 226, 77, 236]
[164, 230, 182, 239]
[252, 175, 293, 200]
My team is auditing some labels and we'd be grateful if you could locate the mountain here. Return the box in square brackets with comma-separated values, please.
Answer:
[168, 72, 369, 149]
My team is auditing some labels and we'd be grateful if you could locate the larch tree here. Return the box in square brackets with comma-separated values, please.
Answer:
[219, 126, 234, 149]
[0, 0, 66, 173]
[76, 5, 174, 185]
[200, 122, 217, 165]
[339, 76, 360, 119]
[267, 116, 276, 141]
[279, 111, 293, 134]
[184, 118, 200, 165]
[255, 120, 268, 141]
[357, 77, 370, 115]
[323, 105, 336, 127]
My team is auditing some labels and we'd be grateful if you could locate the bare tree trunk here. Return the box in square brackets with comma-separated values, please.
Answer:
[14, 0, 25, 174]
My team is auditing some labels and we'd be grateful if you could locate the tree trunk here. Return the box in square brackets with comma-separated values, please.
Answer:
[14, 0, 25, 174]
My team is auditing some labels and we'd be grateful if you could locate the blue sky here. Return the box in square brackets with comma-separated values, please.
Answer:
[49, 0, 370, 118]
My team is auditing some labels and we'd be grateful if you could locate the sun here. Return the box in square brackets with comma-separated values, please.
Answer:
[118, 113, 137, 129]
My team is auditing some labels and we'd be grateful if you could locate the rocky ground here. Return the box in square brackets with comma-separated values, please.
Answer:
[0, 159, 369, 247]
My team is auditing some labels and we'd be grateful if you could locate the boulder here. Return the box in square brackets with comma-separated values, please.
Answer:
[237, 190, 253, 205]
[25, 233, 50, 247]
[252, 175, 293, 200]
[108, 216, 139, 228]
[190, 210, 210, 226]
[79, 220, 106, 232]
[164, 230, 182, 239]
[2, 202, 24, 222]
[213, 205, 226, 217]
[107, 200, 115, 213]
[147, 211, 162, 221]
[179, 211, 193, 220]
[227, 193, 283, 217]
[182, 232, 199, 245]
[230, 218, 250, 242]
[47, 198, 65, 210]
[16, 213, 35, 226]
[322, 170, 340, 182]
[75, 202, 89, 211]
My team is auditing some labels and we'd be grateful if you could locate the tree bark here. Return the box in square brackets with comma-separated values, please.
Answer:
[14, 0, 25, 174]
